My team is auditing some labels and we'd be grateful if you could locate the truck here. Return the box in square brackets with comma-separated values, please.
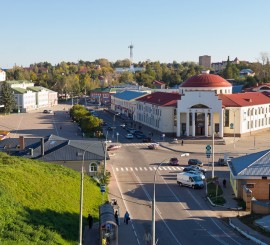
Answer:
[177, 172, 204, 189]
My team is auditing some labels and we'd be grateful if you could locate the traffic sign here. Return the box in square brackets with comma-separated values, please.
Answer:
[206, 154, 211, 158]
[206, 145, 211, 151]
[230, 123, 234, 129]
[100, 184, 106, 193]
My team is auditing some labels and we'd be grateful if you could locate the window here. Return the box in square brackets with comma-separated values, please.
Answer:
[246, 183, 254, 188]
[89, 162, 97, 172]
[224, 109, 229, 127]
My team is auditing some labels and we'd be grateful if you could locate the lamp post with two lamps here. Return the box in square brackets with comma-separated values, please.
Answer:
[77, 139, 110, 245]
[152, 158, 168, 245]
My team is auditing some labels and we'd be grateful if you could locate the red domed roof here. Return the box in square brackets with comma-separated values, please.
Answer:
[180, 74, 232, 88]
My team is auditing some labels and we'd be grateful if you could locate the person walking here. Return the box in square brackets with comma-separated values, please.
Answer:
[114, 211, 119, 225]
[124, 211, 130, 225]
[223, 179, 227, 188]
[181, 140, 184, 146]
[87, 214, 93, 229]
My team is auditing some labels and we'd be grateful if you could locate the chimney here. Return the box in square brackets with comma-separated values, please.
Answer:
[19, 136, 25, 150]
[40, 138, 45, 156]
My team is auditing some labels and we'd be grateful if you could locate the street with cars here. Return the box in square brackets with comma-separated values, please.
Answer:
[2, 103, 269, 245]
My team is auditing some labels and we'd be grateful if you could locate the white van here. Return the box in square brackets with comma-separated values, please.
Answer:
[177, 172, 204, 189]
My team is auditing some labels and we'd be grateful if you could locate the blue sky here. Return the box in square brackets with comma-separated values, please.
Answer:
[1, 0, 270, 68]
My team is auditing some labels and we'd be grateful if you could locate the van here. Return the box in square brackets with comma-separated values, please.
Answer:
[177, 172, 204, 189]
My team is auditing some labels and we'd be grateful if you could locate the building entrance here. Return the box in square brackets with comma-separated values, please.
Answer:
[195, 113, 205, 136]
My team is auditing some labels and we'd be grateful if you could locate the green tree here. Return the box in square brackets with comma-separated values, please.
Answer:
[118, 72, 134, 83]
[0, 81, 16, 114]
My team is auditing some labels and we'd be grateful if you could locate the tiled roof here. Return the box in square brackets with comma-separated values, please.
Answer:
[180, 74, 232, 88]
[136, 92, 181, 107]
[229, 150, 270, 177]
[153, 80, 165, 85]
[112, 91, 147, 101]
[218, 92, 270, 107]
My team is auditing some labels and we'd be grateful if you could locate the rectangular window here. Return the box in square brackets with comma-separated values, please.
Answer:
[224, 109, 229, 127]
[247, 121, 249, 129]
[246, 183, 254, 188]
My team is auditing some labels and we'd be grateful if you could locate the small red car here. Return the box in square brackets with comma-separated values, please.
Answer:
[169, 157, 179, 166]
[107, 145, 121, 151]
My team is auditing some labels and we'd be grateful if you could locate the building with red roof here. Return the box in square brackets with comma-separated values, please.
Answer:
[131, 73, 270, 138]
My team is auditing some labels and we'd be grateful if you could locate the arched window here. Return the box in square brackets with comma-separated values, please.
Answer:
[89, 162, 98, 172]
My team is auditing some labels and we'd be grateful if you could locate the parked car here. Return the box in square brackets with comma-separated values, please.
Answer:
[188, 159, 203, 166]
[107, 144, 121, 151]
[100, 122, 108, 127]
[148, 143, 159, 150]
[107, 126, 116, 131]
[183, 165, 207, 174]
[133, 130, 143, 135]
[120, 123, 126, 128]
[126, 127, 135, 133]
[125, 133, 134, 139]
[142, 137, 152, 142]
[217, 158, 227, 166]
[169, 157, 179, 166]
[43, 109, 53, 114]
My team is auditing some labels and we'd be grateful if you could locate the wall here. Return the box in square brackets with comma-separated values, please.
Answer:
[251, 199, 270, 214]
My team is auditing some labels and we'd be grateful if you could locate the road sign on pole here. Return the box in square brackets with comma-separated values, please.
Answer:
[206, 145, 211, 151]
[100, 184, 106, 193]
[230, 123, 234, 129]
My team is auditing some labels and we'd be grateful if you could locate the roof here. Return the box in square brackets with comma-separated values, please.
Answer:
[136, 92, 181, 107]
[180, 74, 232, 88]
[6, 80, 33, 85]
[218, 92, 270, 107]
[152, 80, 165, 85]
[229, 150, 270, 177]
[12, 87, 28, 94]
[0, 135, 108, 162]
[112, 91, 147, 101]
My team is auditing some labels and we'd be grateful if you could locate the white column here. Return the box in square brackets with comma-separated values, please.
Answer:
[205, 112, 208, 136]
[211, 112, 214, 136]
[177, 111, 181, 137]
[192, 111, 196, 137]
[186, 112, 189, 136]
[219, 109, 223, 138]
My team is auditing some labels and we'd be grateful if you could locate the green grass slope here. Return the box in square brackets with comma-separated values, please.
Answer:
[0, 152, 105, 244]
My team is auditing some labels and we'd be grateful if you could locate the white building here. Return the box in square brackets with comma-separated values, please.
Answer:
[132, 74, 270, 138]
[0, 69, 6, 81]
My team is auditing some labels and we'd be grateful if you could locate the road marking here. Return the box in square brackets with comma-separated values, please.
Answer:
[130, 167, 133, 171]
[116, 168, 119, 171]
[162, 167, 167, 170]
[149, 167, 153, 171]
[167, 167, 172, 170]
[176, 167, 182, 170]
[126, 167, 129, 171]
[139, 167, 143, 171]
[121, 167, 124, 171]
[171, 167, 176, 170]
[135, 167, 138, 171]
[153, 167, 157, 170]
[144, 167, 148, 171]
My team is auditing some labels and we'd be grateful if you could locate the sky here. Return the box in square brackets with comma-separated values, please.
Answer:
[1, 0, 270, 68]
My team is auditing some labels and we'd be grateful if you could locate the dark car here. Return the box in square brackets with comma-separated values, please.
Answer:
[142, 137, 152, 142]
[188, 159, 203, 167]
[169, 157, 179, 166]
[135, 133, 146, 139]
[183, 166, 206, 175]
[133, 130, 143, 135]
[100, 122, 108, 127]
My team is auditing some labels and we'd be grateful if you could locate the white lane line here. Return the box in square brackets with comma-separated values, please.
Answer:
[135, 167, 138, 171]
[176, 167, 182, 170]
[162, 167, 167, 170]
[149, 167, 153, 171]
[144, 167, 148, 171]
[167, 167, 172, 170]
[130, 167, 133, 171]
[132, 171, 182, 245]
[171, 167, 176, 170]
[126, 167, 129, 171]
[110, 168, 140, 245]
[139, 167, 143, 171]
[153, 167, 157, 170]
[116, 168, 119, 172]
[121, 167, 124, 171]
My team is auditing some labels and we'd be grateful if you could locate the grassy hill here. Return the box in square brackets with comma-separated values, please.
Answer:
[0, 152, 105, 244]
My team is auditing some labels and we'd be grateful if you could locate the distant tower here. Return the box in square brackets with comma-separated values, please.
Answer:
[128, 43, 134, 67]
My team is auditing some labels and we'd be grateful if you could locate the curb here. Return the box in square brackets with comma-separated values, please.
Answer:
[206, 197, 243, 211]
[229, 218, 267, 245]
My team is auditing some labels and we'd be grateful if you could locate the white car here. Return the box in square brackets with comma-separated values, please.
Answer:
[185, 170, 205, 180]
[125, 133, 134, 139]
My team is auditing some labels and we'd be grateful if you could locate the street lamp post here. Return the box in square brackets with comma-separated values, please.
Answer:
[152, 159, 168, 245]
[233, 110, 236, 149]
[77, 139, 110, 245]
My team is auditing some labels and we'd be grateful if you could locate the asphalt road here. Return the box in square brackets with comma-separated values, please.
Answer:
[109, 145, 254, 245]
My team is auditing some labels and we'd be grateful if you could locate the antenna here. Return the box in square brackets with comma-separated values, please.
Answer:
[128, 42, 134, 67]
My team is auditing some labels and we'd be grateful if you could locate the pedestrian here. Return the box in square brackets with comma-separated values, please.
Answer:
[124, 211, 130, 225]
[87, 214, 93, 229]
[114, 211, 119, 225]
[60, 126, 62, 130]
[223, 179, 227, 188]
[181, 140, 184, 146]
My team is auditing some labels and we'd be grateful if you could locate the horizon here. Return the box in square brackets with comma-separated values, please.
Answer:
[1, 0, 269, 69]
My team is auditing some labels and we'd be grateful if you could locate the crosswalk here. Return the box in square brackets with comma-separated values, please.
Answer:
[121, 143, 152, 147]
[114, 166, 183, 172]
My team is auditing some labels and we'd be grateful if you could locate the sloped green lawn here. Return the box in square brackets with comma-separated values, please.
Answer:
[0, 152, 105, 244]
